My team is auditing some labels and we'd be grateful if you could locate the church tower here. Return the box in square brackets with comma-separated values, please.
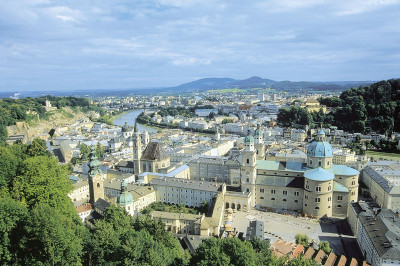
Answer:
[241, 130, 257, 206]
[88, 146, 105, 204]
[254, 123, 265, 160]
[117, 181, 134, 216]
[133, 131, 142, 175]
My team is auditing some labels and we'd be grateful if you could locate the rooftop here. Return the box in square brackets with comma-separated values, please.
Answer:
[304, 167, 334, 182]
[141, 141, 169, 161]
[150, 177, 223, 192]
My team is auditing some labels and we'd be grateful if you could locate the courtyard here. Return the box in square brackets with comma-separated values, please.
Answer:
[228, 209, 363, 259]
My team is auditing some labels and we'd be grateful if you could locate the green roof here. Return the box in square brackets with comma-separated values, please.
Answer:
[333, 181, 349, 192]
[333, 165, 359, 176]
[304, 167, 334, 181]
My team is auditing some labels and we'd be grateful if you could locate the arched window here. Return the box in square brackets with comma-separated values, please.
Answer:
[337, 205, 342, 208]
[352, 180, 356, 186]
[315, 207, 319, 210]
[294, 200, 298, 203]
[271, 198, 275, 201]
[231, 203, 235, 209]
[97, 183, 100, 188]
[283, 199, 287, 201]
[226, 202, 229, 208]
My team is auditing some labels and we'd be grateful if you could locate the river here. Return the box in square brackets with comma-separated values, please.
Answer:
[112, 109, 157, 132]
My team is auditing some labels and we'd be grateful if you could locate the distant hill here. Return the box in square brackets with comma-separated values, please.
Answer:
[166, 77, 375, 93]
[172, 78, 238, 91]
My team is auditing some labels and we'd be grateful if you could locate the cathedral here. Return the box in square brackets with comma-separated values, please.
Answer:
[237, 129, 359, 218]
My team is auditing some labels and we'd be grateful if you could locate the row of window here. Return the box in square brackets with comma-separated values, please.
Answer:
[266, 189, 300, 196]
[305, 195, 343, 201]
[264, 197, 299, 203]
[304, 204, 343, 209]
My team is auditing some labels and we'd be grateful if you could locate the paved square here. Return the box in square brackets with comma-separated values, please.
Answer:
[227, 209, 362, 258]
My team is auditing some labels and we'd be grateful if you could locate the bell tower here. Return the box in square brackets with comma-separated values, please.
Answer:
[133, 131, 142, 175]
[88, 146, 105, 204]
[241, 130, 257, 206]
[254, 123, 265, 160]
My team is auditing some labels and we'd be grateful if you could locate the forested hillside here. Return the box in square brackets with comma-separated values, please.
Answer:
[278, 79, 400, 135]
[0, 96, 104, 144]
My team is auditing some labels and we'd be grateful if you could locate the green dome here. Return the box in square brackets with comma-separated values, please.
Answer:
[88, 146, 102, 175]
[244, 134, 254, 143]
[117, 181, 133, 206]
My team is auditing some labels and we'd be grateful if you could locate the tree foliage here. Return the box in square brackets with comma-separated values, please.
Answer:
[295, 234, 310, 246]
[319, 241, 332, 254]
[278, 79, 400, 135]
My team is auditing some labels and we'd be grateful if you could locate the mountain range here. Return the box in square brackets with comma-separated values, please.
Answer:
[1, 77, 377, 98]
[168, 76, 375, 93]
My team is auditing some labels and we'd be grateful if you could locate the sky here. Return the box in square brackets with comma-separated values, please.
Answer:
[1, 0, 400, 92]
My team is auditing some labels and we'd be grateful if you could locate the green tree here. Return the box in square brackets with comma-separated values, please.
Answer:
[191, 237, 259, 266]
[22, 204, 84, 265]
[0, 197, 28, 265]
[319, 241, 332, 254]
[26, 138, 49, 157]
[295, 234, 310, 246]
[80, 143, 90, 160]
[12, 156, 74, 215]
[208, 112, 216, 120]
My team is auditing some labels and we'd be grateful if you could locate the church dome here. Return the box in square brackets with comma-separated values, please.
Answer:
[122, 122, 132, 133]
[117, 181, 133, 206]
[244, 134, 254, 143]
[307, 130, 332, 157]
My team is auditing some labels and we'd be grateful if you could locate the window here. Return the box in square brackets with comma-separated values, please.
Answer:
[337, 196, 343, 201]
[97, 183, 100, 187]
[328, 185, 331, 191]
[309, 159, 312, 165]
[305, 204, 307, 207]
[327, 161, 330, 166]
[283, 199, 287, 201]
[319, 161, 322, 166]
[283, 191, 288, 195]
[352, 180, 356, 186]
[328, 197, 332, 202]
[315, 207, 320, 210]
[294, 200, 298, 203]
[271, 189, 276, 194]
[247, 159, 249, 164]
[260, 197, 264, 199]
[351, 191, 355, 196]
[246, 178, 249, 183]
[337, 205, 342, 208]
[260, 188, 264, 193]
[305, 195, 308, 200]
[271, 198, 275, 200]
[316, 187, 321, 192]
[315, 198, 320, 203]
[246, 188, 249, 192]
[294, 191, 299, 196]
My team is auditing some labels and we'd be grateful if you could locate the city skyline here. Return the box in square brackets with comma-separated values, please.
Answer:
[1, 0, 400, 92]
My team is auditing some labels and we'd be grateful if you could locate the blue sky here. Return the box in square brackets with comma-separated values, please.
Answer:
[1, 0, 400, 92]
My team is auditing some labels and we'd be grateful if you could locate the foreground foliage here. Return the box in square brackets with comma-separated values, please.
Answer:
[1, 141, 321, 265]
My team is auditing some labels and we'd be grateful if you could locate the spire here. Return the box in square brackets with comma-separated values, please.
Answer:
[134, 121, 139, 133]
[88, 146, 102, 175]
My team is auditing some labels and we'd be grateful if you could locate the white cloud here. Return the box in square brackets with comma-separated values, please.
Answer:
[172, 57, 211, 66]
[335, 0, 400, 15]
